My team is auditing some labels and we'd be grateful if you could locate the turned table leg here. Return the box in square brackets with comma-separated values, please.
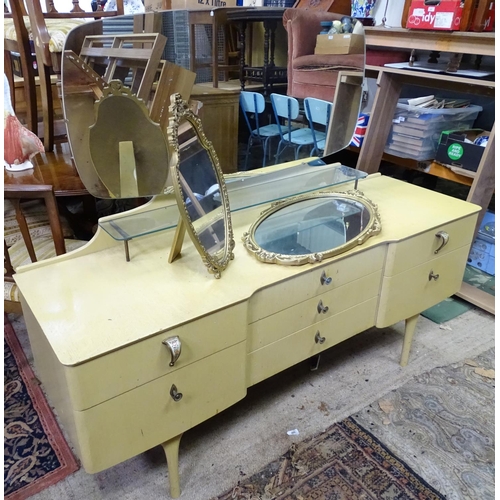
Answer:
[400, 313, 419, 367]
[161, 434, 183, 498]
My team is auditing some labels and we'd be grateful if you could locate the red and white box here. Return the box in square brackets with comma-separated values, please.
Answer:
[406, 0, 463, 30]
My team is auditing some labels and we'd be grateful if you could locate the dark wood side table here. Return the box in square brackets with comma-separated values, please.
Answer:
[227, 7, 288, 95]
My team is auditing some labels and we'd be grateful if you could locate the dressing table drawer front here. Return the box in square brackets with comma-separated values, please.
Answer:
[377, 245, 470, 327]
[385, 215, 477, 276]
[248, 297, 378, 386]
[249, 246, 385, 323]
[67, 303, 247, 411]
[248, 270, 382, 352]
[74, 341, 247, 473]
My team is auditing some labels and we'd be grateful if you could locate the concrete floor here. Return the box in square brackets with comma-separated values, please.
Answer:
[8, 304, 494, 500]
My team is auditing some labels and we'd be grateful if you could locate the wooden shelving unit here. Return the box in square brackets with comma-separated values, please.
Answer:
[358, 28, 495, 314]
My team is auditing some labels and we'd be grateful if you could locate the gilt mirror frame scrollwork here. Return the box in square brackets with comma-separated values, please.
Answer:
[242, 190, 381, 266]
[167, 93, 235, 278]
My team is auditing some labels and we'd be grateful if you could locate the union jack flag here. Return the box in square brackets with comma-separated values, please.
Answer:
[350, 113, 370, 148]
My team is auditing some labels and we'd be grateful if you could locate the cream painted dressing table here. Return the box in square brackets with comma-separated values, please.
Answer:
[15, 167, 480, 498]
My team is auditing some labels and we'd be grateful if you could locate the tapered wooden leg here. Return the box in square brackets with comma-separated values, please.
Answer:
[161, 434, 183, 499]
[400, 314, 419, 367]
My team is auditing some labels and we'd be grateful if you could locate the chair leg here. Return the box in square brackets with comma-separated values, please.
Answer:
[275, 140, 285, 164]
[244, 137, 252, 171]
[262, 137, 270, 167]
[37, 61, 55, 151]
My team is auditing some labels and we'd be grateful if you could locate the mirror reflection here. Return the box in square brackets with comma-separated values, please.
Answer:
[243, 191, 381, 266]
[177, 125, 226, 257]
[168, 94, 234, 278]
[60, 9, 365, 195]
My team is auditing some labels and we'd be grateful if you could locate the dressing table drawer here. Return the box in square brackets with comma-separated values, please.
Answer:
[248, 297, 378, 386]
[249, 246, 385, 323]
[66, 303, 247, 411]
[73, 341, 247, 473]
[248, 270, 381, 352]
[377, 245, 470, 327]
[385, 215, 477, 276]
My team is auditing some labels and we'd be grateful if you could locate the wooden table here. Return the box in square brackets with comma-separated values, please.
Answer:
[4, 142, 88, 197]
[227, 7, 288, 95]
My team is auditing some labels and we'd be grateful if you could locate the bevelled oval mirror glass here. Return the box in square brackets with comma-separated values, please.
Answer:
[242, 191, 381, 266]
[167, 94, 234, 278]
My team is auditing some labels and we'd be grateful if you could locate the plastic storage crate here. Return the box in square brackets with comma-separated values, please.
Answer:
[467, 210, 495, 276]
[385, 99, 482, 161]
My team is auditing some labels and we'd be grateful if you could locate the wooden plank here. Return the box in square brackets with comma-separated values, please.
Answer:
[428, 162, 474, 187]
[365, 27, 495, 57]
[356, 71, 402, 174]
[466, 124, 495, 238]
[456, 282, 495, 315]
[365, 66, 495, 97]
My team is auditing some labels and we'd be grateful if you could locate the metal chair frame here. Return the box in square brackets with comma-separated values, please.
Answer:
[271, 93, 316, 164]
[304, 97, 332, 157]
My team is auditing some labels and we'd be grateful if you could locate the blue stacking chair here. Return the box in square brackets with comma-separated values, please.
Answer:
[270, 93, 315, 164]
[304, 97, 332, 157]
[239, 91, 285, 169]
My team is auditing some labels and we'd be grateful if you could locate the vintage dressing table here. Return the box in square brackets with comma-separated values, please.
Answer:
[14, 15, 481, 499]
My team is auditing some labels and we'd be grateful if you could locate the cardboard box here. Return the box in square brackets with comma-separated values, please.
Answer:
[314, 33, 364, 55]
[144, 0, 170, 11]
[435, 129, 490, 172]
[406, 0, 463, 30]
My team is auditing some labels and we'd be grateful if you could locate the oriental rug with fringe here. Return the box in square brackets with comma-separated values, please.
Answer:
[4, 315, 79, 500]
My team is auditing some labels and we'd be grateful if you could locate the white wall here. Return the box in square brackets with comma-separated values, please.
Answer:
[371, 0, 405, 28]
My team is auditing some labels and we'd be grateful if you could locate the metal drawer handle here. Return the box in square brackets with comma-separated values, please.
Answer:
[315, 331, 326, 344]
[317, 300, 329, 314]
[428, 270, 440, 281]
[162, 336, 182, 367]
[320, 271, 332, 286]
[434, 231, 449, 254]
[170, 384, 183, 402]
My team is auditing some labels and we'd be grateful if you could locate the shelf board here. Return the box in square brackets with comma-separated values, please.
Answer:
[456, 282, 495, 315]
[365, 27, 495, 57]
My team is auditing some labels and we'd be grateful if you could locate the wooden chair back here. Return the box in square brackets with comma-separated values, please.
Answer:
[4, 184, 66, 284]
[20, 0, 125, 151]
[4, 0, 38, 135]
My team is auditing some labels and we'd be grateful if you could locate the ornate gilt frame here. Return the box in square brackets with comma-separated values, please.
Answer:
[242, 190, 381, 265]
[166, 93, 235, 278]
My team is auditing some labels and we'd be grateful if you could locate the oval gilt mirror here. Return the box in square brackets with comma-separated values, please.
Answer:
[242, 191, 381, 265]
[167, 94, 235, 278]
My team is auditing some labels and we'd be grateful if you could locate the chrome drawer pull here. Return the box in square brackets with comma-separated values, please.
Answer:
[315, 331, 326, 344]
[170, 384, 183, 402]
[317, 300, 329, 314]
[320, 271, 332, 286]
[428, 270, 440, 281]
[434, 231, 449, 254]
[162, 336, 182, 367]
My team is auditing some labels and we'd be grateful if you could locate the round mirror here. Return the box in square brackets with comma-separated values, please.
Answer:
[242, 191, 381, 265]
[167, 94, 234, 278]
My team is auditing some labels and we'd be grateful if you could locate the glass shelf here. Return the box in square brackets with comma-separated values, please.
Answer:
[98, 163, 367, 258]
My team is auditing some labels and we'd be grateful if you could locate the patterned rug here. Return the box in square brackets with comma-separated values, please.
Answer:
[4, 315, 79, 500]
[215, 416, 444, 500]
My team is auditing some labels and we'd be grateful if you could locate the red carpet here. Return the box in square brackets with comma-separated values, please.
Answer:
[4, 315, 79, 499]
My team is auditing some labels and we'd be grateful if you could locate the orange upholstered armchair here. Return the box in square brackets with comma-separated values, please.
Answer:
[283, 9, 365, 102]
